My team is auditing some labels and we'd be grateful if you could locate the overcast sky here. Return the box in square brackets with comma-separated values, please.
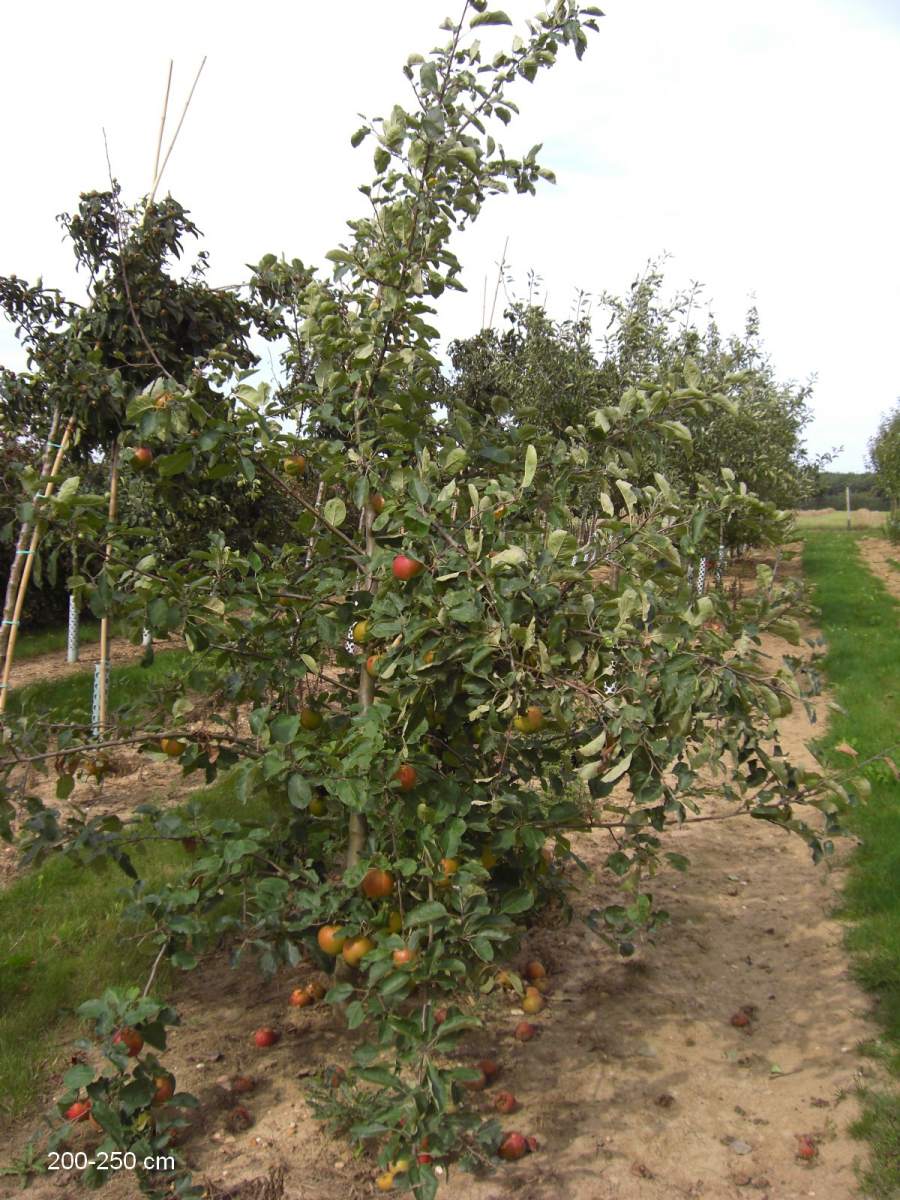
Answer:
[2, 0, 897, 470]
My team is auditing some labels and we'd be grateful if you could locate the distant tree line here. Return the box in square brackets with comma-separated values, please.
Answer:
[798, 470, 891, 511]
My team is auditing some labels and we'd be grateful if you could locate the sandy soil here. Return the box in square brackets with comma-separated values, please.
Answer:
[857, 537, 900, 603]
[0, 570, 887, 1199]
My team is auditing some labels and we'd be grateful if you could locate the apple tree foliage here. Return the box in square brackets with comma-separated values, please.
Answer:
[869, 400, 900, 541]
[0, 188, 268, 639]
[0, 3, 869, 1194]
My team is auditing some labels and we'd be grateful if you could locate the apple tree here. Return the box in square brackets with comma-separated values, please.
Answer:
[0, 4, 867, 1195]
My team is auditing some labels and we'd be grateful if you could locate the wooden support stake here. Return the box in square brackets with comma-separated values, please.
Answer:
[0, 407, 63, 659]
[96, 444, 121, 734]
[0, 415, 76, 714]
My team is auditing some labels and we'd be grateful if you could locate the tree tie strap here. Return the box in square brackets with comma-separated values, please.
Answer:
[15, 549, 34, 555]
[3, 619, 20, 625]
[48, 442, 64, 449]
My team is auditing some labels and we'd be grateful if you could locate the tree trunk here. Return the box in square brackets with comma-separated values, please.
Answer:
[347, 499, 376, 869]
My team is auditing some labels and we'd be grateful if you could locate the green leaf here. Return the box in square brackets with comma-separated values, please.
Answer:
[489, 546, 527, 570]
[270, 714, 300, 744]
[405, 901, 448, 927]
[156, 449, 193, 479]
[63, 1064, 96, 1091]
[500, 888, 534, 914]
[287, 774, 312, 808]
[522, 444, 537, 489]
[326, 983, 354, 1004]
[323, 498, 347, 527]
[470, 9, 513, 27]
[602, 751, 633, 783]
[346, 1001, 366, 1029]
[615, 479, 636, 515]
[578, 730, 608, 758]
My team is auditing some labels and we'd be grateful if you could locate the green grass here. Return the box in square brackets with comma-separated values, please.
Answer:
[0, 838, 183, 1121]
[802, 530, 900, 1196]
[0, 762, 277, 1124]
[0, 647, 242, 1122]
[13, 616, 134, 661]
[5, 649, 189, 724]
[794, 509, 886, 532]
[13, 620, 103, 661]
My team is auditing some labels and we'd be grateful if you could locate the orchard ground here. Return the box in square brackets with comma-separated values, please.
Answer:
[1, 540, 897, 1199]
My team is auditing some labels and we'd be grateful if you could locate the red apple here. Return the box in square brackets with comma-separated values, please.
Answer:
[392, 947, 417, 967]
[478, 1058, 500, 1081]
[65, 1099, 91, 1122]
[796, 1134, 817, 1160]
[494, 1091, 518, 1114]
[132, 446, 154, 471]
[112, 1026, 144, 1057]
[151, 1074, 175, 1105]
[253, 1027, 280, 1048]
[514, 1020, 537, 1042]
[392, 554, 424, 581]
[361, 867, 395, 900]
[370, 494, 386, 514]
[394, 764, 417, 791]
[498, 1131, 528, 1161]
[417, 1153, 433, 1165]
[526, 1136, 539, 1153]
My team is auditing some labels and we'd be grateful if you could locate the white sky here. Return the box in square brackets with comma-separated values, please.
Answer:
[2, 0, 897, 470]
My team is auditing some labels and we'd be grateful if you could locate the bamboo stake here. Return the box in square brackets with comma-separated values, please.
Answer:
[96, 444, 121, 734]
[0, 407, 63, 659]
[149, 57, 207, 205]
[0, 416, 76, 715]
[151, 61, 174, 197]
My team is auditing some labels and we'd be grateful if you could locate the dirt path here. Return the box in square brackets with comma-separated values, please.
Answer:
[4, 635, 154, 691]
[857, 536, 900, 603]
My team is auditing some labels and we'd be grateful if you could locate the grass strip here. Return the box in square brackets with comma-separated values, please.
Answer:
[0, 652, 269, 1123]
[802, 530, 900, 1197]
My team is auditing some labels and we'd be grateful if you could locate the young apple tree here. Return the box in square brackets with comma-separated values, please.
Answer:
[1, 4, 867, 1194]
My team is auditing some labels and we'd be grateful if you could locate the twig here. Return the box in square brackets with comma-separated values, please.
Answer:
[142, 942, 168, 998]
